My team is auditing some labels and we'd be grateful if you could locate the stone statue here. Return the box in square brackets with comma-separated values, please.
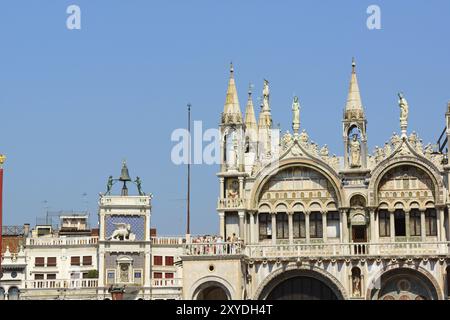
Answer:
[262, 79, 270, 111]
[391, 132, 401, 149]
[135, 176, 145, 196]
[320, 145, 329, 158]
[352, 275, 361, 297]
[398, 93, 409, 122]
[424, 143, 433, 158]
[299, 129, 309, 145]
[310, 142, 319, 156]
[292, 96, 300, 134]
[106, 176, 114, 195]
[282, 131, 292, 149]
[109, 223, 135, 241]
[384, 142, 392, 157]
[349, 134, 361, 167]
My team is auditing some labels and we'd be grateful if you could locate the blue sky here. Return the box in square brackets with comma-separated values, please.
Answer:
[0, 1, 449, 235]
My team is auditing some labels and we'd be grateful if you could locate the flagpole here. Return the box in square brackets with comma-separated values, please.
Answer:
[187, 104, 191, 236]
[0, 155, 5, 274]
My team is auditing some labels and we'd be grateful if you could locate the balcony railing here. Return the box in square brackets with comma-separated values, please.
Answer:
[152, 278, 182, 288]
[184, 242, 243, 256]
[151, 237, 185, 245]
[26, 236, 98, 246]
[25, 279, 98, 289]
[183, 242, 450, 258]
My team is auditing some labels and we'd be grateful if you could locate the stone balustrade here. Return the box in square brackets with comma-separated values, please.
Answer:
[24, 279, 98, 289]
[151, 278, 183, 288]
[26, 236, 98, 246]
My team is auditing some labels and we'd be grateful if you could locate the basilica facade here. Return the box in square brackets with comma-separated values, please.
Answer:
[181, 61, 450, 300]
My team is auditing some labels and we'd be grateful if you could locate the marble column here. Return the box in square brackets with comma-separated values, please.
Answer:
[322, 211, 328, 242]
[219, 212, 225, 238]
[271, 213, 277, 245]
[405, 210, 411, 239]
[369, 209, 376, 242]
[288, 213, 294, 244]
[390, 210, 395, 242]
[249, 212, 255, 244]
[219, 178, 225, 199]
[238, 177, 244, 198]
[420, 210, 426, 242]
[341, 209, 348, 243]
[305, 212, 310, 243]
[438, 207, 445, 241]
[238, 211, 245, 240]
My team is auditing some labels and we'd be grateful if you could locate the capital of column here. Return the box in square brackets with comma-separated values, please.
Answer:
[218, 212, 225, 217]
[238, 211, 245, 218]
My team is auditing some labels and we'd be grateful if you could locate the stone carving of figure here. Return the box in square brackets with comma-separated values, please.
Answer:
[320, 145, 329, 158]
[352, 275, 361, 297]
[292, 96, 300, 134]
[135, 176, 145, 196]
[416, 139, 424, 154]
[262, 79, 270, 111]
[282, 131, 292, 149]
[109, 223, 135, 241]
[227, 180, 239, 199]
[299, 129, 309, 145]
[424, 143, 433, 158]
[384, 142, 392, 157]
[310, 141, 319, 156]
[349, 134, 361, 167]
[409, 131, 418, 147]
[391, 132, 401, 149]
[398, 93, 409, 123]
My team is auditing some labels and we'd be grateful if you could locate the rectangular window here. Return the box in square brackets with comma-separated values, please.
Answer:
[153, 256, 163, 266]
[276, 213, 289, 239]
[165, 256, 174, 266]
[165, 273, 174, 279]
[107, 271, 115, 285]
[426, 209, 437, 236]
[153, 272, 163, 279]
[47, 257, 57, 267]
[47, 274, 56, 280]
[82, 256, 92, 266]
[379, 211, 390, 237]
[394, 210, 406, 237]
[34, 274, 44, 280]
[134, 271, 142, 279]
[71, 256, 80, 266]
[71, 272, 81, 279]
[259, 213, 272, 240]
[83, 272, 89, 279]
[310, 212, 323, 238]
[327, 212, 340, 238]
[293, 213, 306, 239]
[35, 257, 45, 267]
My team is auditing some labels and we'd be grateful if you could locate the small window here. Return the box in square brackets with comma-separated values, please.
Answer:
[165, 273, 174, 279]
[35, 257, 45, 267]
[165, 256, 174, 266]
[107, 271, 115, 285]
[153, 272, 163, 279]
[47, 274, 56, 280]
[134, 272, 142, 279]
[47, 257, 57, 267]
[34, 274, 44, 280]
[82, 256, 92, 266]
[71, 256, 80, 266]
[153, 256, 163, 266]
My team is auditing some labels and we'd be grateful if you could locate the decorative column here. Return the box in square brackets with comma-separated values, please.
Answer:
[249, 212, 255, 244]
[255, 213, 259, 243]
[305, 211, 310, 243]
[390, 210, 395, 242]
[405, 210, 410, 239]
[238, 177, 244, 199]
[438, 207, 445, 242]
[369, 209, 376, 242]
[322, 211, 328, 242]
[447, 206, 450, 242]
[288, 212, 294, 244]
[219, 212, 225, 238]
[219, 178, 225, 199]
[420, 210, 426, 242]
[341, 209, 348, 243]
[271, 213, 277, 245]
[238, 211, 245, 240]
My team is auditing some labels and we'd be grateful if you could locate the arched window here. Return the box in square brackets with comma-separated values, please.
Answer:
[293, 212, 306, 239]
[378, 210, 390, 237]
[394, 209, 406, 237]
[410, 209, 421, 236]
[310, 212, 323, 238]
[0, 288, 5, 301]
[425, 209, 437, 236]
[8, 287, 19, 300]
[259, 213, 272, 240]
[276, 213, 289, 239]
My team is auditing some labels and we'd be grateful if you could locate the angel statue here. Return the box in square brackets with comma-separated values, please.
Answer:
[398, 92, 409, 123]
[292, 96, 300, 134]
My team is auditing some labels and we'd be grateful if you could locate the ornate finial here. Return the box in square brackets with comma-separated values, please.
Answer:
[398, 92, 409, 138]
[352, 57, 356, 73]
[447, 101, 450, 113]
[248, 83, 253, 97]
[230, 62, 234, 77]
[0, 154, 5, 168]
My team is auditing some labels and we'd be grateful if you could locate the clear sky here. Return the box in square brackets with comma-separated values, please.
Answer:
[0, 1, 449, 235]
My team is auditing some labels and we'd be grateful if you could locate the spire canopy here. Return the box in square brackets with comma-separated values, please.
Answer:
[222, 63, 242, 124]
[344, 58, 365, 120]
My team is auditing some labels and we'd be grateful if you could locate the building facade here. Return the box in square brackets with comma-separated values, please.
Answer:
[181, 61, 450, 300]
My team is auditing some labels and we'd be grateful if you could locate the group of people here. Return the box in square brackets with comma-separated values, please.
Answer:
[188, 233, 243, 255]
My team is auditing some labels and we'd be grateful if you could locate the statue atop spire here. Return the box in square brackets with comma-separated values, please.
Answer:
[292, 96, 300, 135]
[398, 92, 409, 138]
[262, 79, 270, 111]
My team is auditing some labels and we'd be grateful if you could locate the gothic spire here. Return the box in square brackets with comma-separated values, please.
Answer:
[344, 58, 365, 119]
[222, 62, 242, 124]
[244, 84, 257, 129]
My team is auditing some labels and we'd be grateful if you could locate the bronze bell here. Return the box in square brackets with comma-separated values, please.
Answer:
[119, 161, 131, 182]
